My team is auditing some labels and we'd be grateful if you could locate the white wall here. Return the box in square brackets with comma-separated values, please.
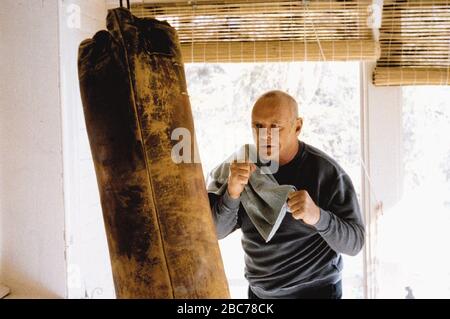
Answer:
[59, 0, 114, 299]
[0, 0, 66, 298]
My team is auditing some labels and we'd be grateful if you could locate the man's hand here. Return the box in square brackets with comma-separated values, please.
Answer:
[227, 161, 256, 199]
[287, 190, 321, 226]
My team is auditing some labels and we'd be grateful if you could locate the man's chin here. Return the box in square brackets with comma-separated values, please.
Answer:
[258, 148, 280, 163]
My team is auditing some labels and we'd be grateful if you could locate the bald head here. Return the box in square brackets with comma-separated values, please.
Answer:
[252, 90, 299, 121]
[251, 90, 303, 165]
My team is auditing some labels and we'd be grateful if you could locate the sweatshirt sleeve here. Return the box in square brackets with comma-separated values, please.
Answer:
[208, 190, 241, 239]
[313, 173, 365, 256]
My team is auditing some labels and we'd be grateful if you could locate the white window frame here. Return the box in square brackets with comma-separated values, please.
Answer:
[360, 61, 403, 299]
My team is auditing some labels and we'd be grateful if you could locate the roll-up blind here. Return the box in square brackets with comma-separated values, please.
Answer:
[131, 0, 380, 62]
[373, 0, 450, 86]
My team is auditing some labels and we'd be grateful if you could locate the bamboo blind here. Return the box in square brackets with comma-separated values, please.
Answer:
[373, 0, 450, 86]
[130, 0, 380, 62]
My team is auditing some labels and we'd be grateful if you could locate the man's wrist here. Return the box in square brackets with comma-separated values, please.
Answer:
[226, 186, 241, 199]
[307, 206, 321, 226]
[222, 189, 241, 210]
[314, 208, 331, 232]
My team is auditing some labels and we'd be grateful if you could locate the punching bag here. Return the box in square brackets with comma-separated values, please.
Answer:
[77, 8, 229, 298]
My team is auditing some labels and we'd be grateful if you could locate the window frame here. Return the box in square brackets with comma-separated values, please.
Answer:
[360, 61, 404, 299]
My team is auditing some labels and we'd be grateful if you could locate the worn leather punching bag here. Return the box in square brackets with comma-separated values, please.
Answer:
[77, 8, 230, 298]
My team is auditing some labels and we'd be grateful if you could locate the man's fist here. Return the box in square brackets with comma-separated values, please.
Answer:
[287, 190, 321, 226]
[227, 161, 256, 199]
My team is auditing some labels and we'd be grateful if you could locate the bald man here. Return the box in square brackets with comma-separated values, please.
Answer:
[208, 90, 365, 299]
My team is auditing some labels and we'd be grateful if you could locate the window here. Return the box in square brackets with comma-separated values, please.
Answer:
[376, 86, 450, 298]
[186, 61, 363, 298]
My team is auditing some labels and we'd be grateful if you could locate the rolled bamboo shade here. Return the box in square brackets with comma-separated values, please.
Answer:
[373, 0, 450, 86]
[130, 0, 380, 62]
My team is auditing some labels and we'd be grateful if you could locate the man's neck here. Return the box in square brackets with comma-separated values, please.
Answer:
[278, 140, 300, 166]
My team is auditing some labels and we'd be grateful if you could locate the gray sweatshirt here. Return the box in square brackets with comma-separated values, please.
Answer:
[208, 140, 365, 298]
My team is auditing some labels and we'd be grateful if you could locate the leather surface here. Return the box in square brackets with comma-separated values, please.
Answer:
[78, 8, 229, 299]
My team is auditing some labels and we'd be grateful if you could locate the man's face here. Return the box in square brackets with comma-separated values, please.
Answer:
[251, 98, 301, 163]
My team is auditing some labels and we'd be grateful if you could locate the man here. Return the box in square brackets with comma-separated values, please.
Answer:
[207, 90, 365, 299]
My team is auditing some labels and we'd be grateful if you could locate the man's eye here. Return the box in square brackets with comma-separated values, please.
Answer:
[270, 124, 280, 129]
[255, 124, 263, 128]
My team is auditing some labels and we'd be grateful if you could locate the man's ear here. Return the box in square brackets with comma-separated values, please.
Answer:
[295, 117, 303, 136]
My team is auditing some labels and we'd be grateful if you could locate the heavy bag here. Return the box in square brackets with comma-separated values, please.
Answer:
[77, 8, 229, 298]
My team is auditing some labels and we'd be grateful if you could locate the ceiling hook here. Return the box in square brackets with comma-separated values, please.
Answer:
[119, 0, 130, 9]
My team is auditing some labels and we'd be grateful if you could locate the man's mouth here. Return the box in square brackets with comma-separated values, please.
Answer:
[259, 145, 279, 156]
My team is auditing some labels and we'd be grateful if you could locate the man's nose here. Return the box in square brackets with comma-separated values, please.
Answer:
[258, 128, 272, 143]
[258, 128, 269, 137]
